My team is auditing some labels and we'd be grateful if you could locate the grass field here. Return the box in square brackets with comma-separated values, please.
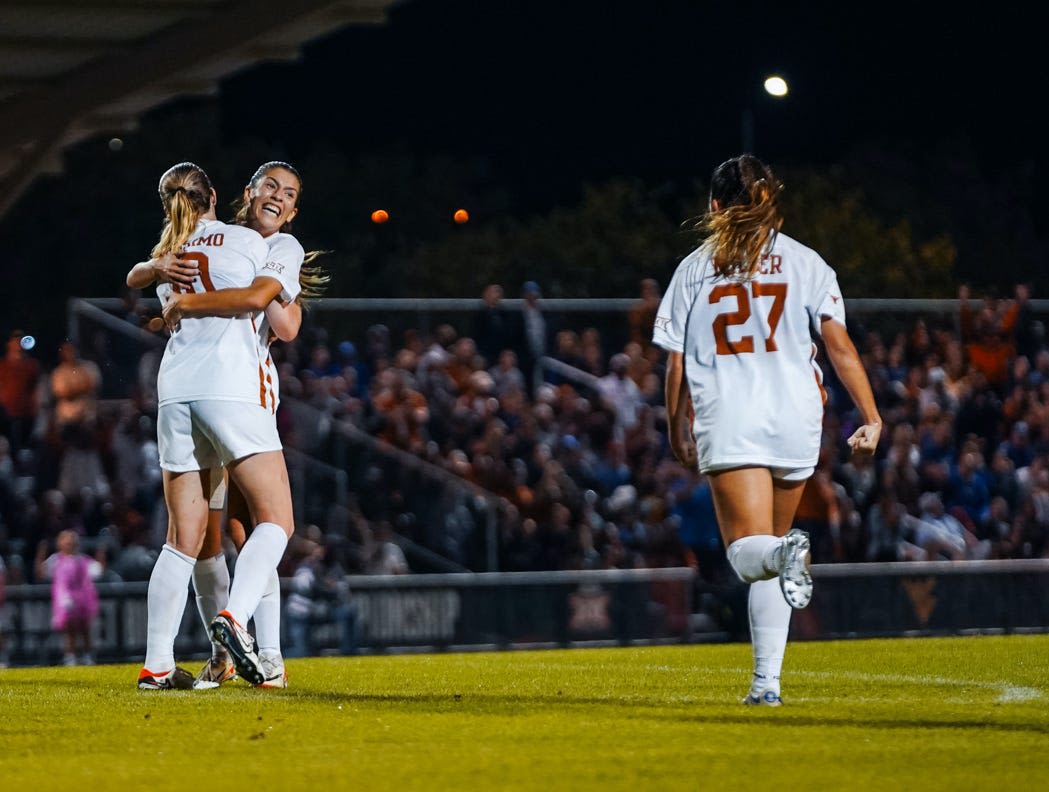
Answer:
[2, 635, 1047, 791]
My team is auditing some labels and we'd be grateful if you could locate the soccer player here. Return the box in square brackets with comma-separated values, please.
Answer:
[184, 162, 326, 689]
[131, 162, 298, 689]
[130, 162, 326, 688]
[654, 154, 882, 706]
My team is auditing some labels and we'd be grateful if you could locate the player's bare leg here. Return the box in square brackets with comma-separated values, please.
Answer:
[708, 466, 808, 705]
[140, 468, 210, 690]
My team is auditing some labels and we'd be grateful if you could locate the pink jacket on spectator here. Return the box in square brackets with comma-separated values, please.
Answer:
[50, 553, 99, 630]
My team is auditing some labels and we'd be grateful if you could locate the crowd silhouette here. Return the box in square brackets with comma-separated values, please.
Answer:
[1, 282, 1046, 612]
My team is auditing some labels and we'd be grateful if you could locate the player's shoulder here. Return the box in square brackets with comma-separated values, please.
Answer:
[220, 222, 268, 258]
[266, 232, 305, 259]
[216, 220, 264, 243]
[672, 244, 711, 277]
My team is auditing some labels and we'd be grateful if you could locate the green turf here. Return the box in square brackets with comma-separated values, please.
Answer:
[2, 635, 1047, 790]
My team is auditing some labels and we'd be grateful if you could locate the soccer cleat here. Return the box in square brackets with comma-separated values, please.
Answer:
[210, 611, 264, 686]
[742, 689, 783, 707]
[255, 652, 288, 689]
[195, 655, 238, 688]
[138, 666, 194, 690]
[778, 528, 813, 608]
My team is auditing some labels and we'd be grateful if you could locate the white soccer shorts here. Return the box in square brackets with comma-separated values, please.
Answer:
[158, 400, 282, 472]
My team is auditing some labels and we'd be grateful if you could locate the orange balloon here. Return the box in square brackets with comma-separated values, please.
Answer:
[371, 209, 389, 224]
[453, 208, 469, 224]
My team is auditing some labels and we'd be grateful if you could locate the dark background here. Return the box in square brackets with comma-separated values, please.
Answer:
[3, 0, 1045, 362]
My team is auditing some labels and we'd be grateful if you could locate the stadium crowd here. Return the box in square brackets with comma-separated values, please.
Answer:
[1, 281, 1046, 607]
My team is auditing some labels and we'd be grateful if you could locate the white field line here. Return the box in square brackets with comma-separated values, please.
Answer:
[790, 669, 1043, 703]
[648, 665, 1044, 704]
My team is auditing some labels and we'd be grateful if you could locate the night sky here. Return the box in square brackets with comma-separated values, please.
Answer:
[217, 0, 1044, 202]
[4, 0, 1046, 357]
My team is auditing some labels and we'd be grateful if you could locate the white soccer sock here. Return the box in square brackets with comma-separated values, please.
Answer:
[726, 534, 780, 584]
[192, 553, 230, 656]
[144, 544, 194, 672]
[253, 568, 282, 655]
[226, 522, 288, 626]
[748, 577, 792, 695]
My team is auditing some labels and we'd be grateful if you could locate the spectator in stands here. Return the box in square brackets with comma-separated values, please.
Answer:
[947, 446, 992, 526]
[536, 501, 575, 570]
[0, 330, 42, 457]
[447, 336, 483, 394]
[48, 340, 101, 434]
[488, 349, 527, 396]
[501, 515, 543, 572]
[999, 420, 1034, 470]
[915, 491, 990, 560]
[30, 490, 82, 563]
[473, 283, 512, 366]
[865, 483, 925, 562]
[110, 517, 158, 582]
[987, 448, 1020, 509]
[365, 520, 409, 575]
[371, 368, 430, 454]
[109, 408, 161, 514]
[918, 411, 955, 493]
[1008, 474, 1049, 559]
[55, 421, 110, 518]
[512, 281, 549, 396]
[976, 495, 1014, 558]
[285, 538, 333, 658]
[906, 318, 934, 368]
[953, 370, 1002, 455]
[578, 327, 605, 377]
[958, 284, 1024, 391]
[35, 529, 100, 665]
[884, 422, 923, 513]
[595, 353, 644, 442]
[628, 277, 662, 351]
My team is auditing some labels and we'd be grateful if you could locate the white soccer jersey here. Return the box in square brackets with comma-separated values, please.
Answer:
[156, 219, 270, 407]
[255, 232, 305, 412]
[652, 231, 847, 472]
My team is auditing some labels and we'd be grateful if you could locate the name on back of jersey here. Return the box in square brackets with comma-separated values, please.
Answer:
[186, 231, 225, 248]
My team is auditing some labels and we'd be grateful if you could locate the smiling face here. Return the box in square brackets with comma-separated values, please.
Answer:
[243, 166, 300, 237]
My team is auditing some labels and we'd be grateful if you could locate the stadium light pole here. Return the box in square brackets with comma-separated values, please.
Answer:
[741, 74, 789, 153]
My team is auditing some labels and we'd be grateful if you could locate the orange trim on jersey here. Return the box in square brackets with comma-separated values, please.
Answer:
[810, 342, 828, 406]
[257, 364, 268, 407]
[261, 353, 276, 414]
[250, 315, 269, 409]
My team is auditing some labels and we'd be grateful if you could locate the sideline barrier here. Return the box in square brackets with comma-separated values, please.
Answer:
[0, 567, 695, 666]
[6, 560, 1048, 666]
[799, 558, 1049, 639]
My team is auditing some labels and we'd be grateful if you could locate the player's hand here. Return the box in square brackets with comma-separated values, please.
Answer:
[152, 253, 198, 287]
[847, 421, 881, 456]
[670, 425, 699, 471]
[161, 291, 186, 331]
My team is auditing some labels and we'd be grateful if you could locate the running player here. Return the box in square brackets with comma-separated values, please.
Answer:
[132, 162, 297, 689]
[654, 154, 881, 706]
